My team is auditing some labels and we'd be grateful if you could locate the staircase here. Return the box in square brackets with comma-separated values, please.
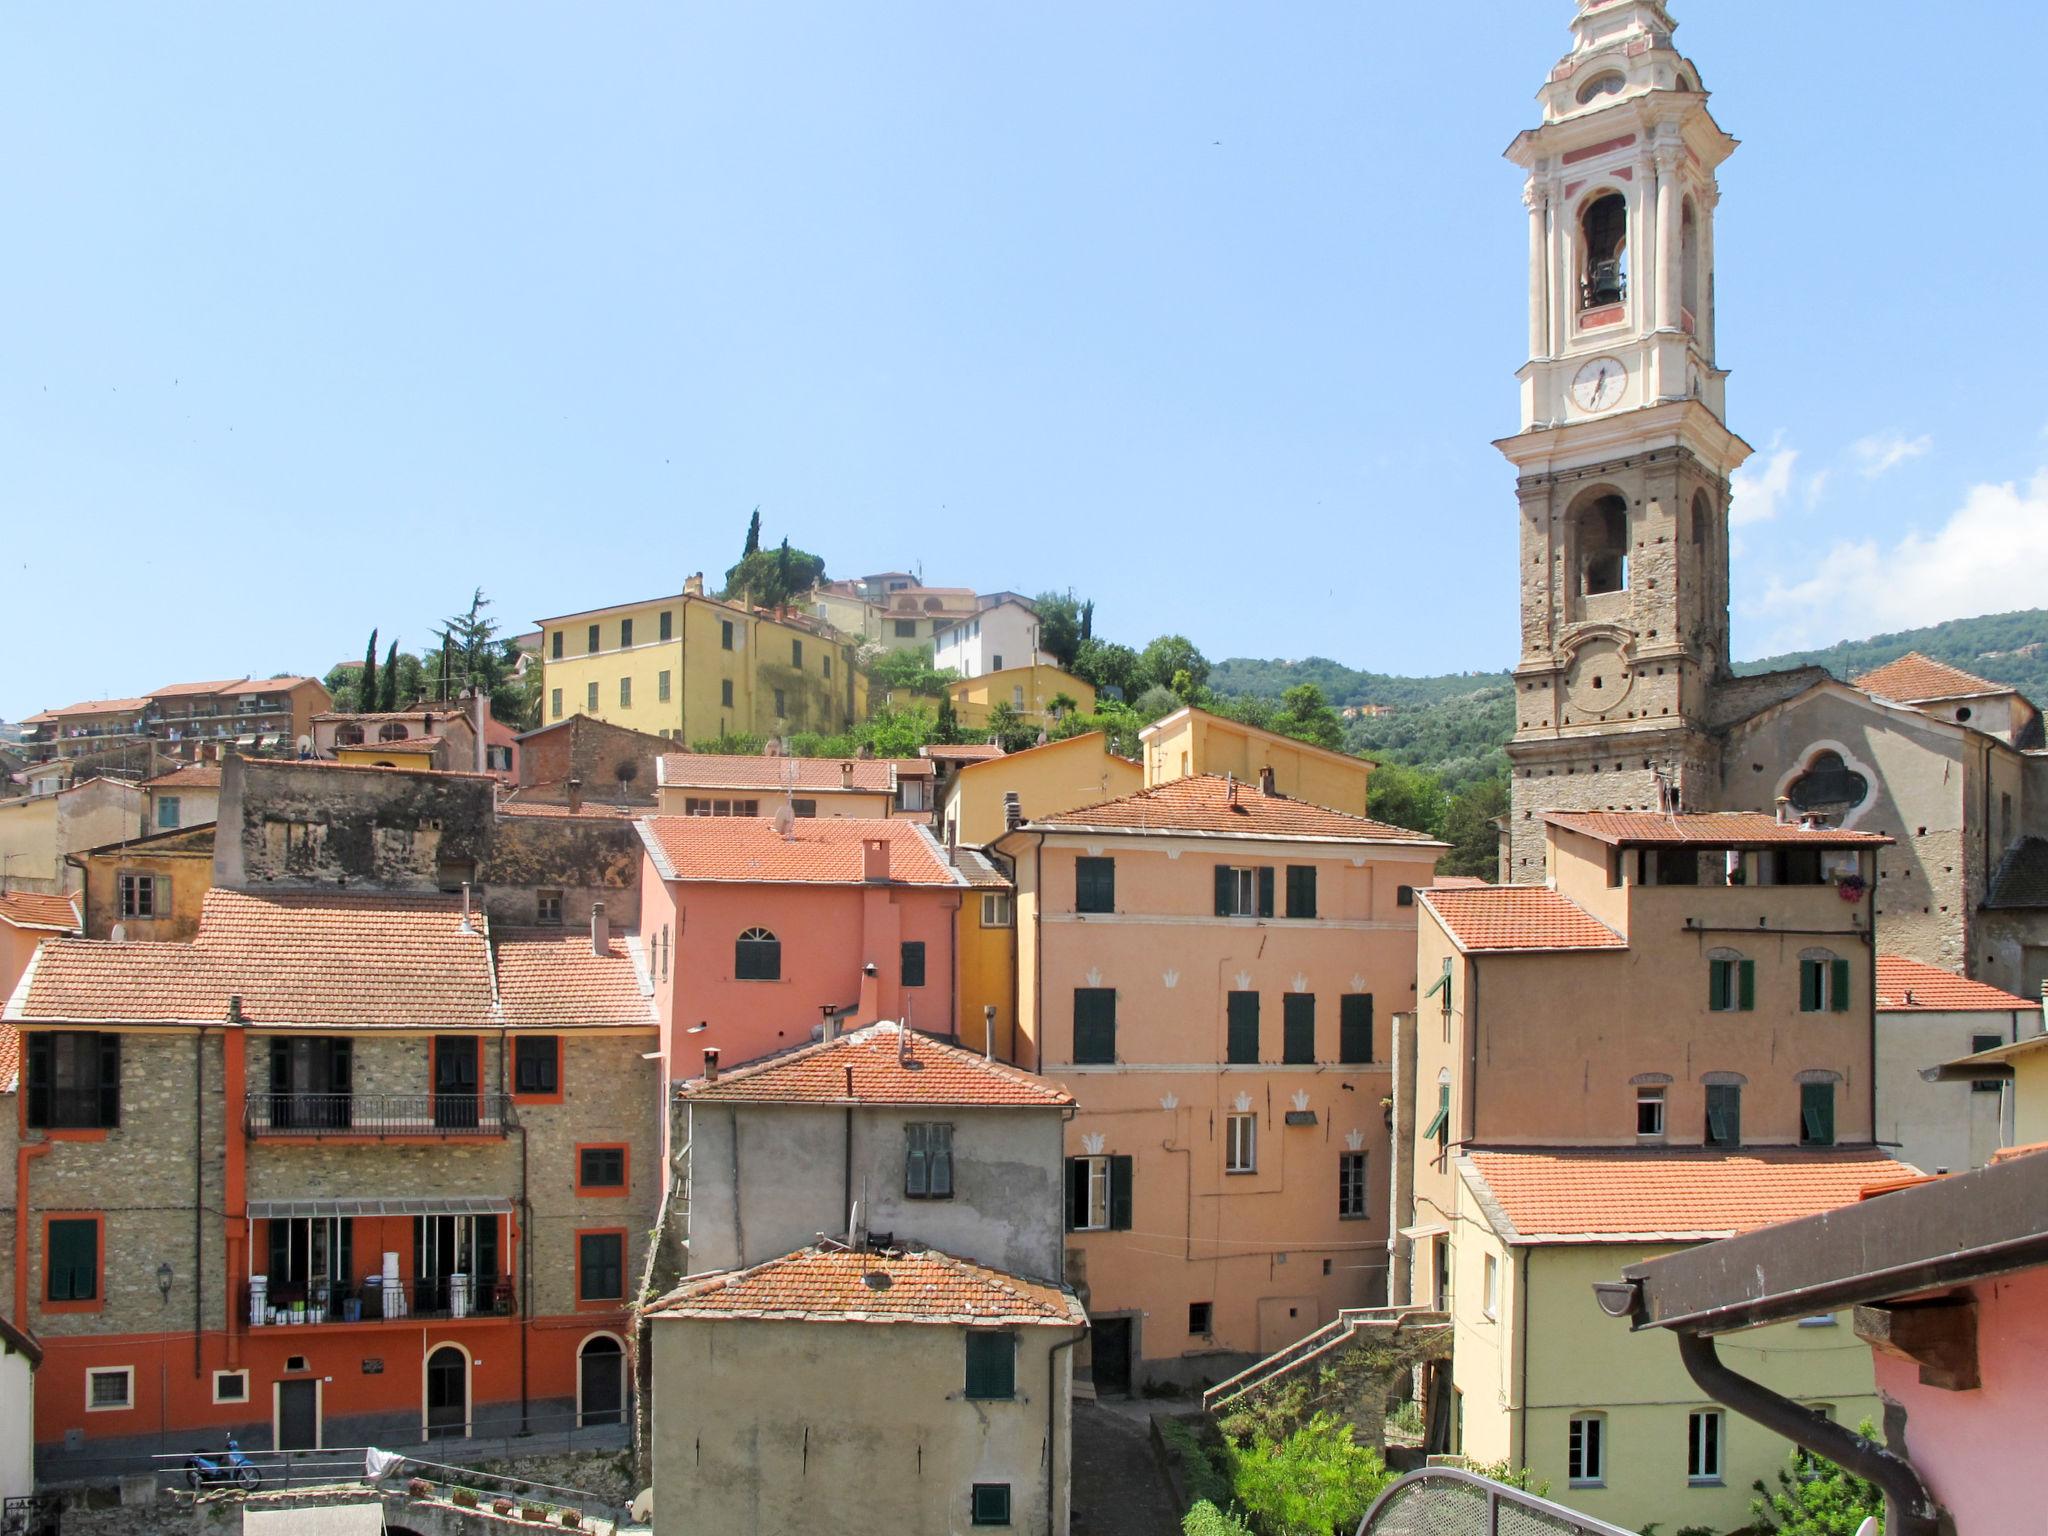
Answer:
[1201, 1306, 1450, 1413]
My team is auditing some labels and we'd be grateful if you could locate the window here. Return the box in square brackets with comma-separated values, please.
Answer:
[1226, 992, 1260, 1065]
[1567, 1414, 1605, 1486]
[1800, 1082, 1835, 1146]
[578, 1145, 628, 1192]
[823, 654, 832, 678]
[720, 620, 734, 650]
[721, 679, 735, 708]
[1283, 994, 1316, 1064]
[1215, 864, 1273, 918]
[1073, 988, 1116, 1064]
[964, 1332, 1015, 1400]
[515, 1036, 560, 1096]
[1705, 1083, 1742, 1148]
[587, 624, 600, 654]
[551, 631, 564, 660]
[536, 889, 564, 925]
[735, 927, 780, 981]
[1708, 955, 1754, 1012]
[970, 1484, 1011, 1527]
[980, 892, 1013, 927]
[118, 871, 165, 919]
[1189, 1302, 1212, 1335]
[1576, 70, 1625, 103]
[1972, 1033, 2005, 1092]
[1011, 686, 1025, 709]
[212, 1370, 249, 1404]
[991, 653, 1004, 672]
[620, 618, 633, 648]
[577, 1231, 625, 1302]
[791, 639, 803, 667]
[586, 681, 599, 712]
[551, 688, 563, 720]
[657, 670, 671, 703]
[1636, 1087, 1666, 1138]
[1226, 1113, 1257, 1174]
[792, 798, 818, 817]
[1075, 856, 1115, 914]
[894, 619, 917, 638]
[1687, 1410, 1724, 1483]
[686, 798, 760, 817]
[47, 1217, 100, 1304]
[773, 689, 786, 718]
[1339, 1152, 1368, 1219]
[1340, 995, 1373, 1064]
[1800, 955, 1852, 1013]
[658, 610, 672, 641]
[1579, 195, 1629, 312]
[1788, 751, 1870, 817]
[156, 796, 181, 830]
[1396, 884, 1415, 908]
[1574, 490, 1629, 592]
[27, 1032, 120, 1129]
[1065, 1154, 1131, 1231]
[619, 677, 632, 707]
[901, 941, 927, 988]
[1425, 1077, 1452, 1156]
[906, 1122, 953, 1199]
[1285, 864, 1317, 919]
[86, 1366, 132, 1411]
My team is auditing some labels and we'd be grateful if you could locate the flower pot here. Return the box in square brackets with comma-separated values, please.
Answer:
[559, 1510, 583, 1529]
[521, 1507, 548, 1522]
[452, 1489, 479, 1509]
[493, 1499, 516, 1516]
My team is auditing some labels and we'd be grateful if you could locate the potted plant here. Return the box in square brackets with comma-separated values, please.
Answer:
[559, 1510, 583, 1529]
[493, 1498, 516, 1516]
[407, 1480, 433, 1500]
[521, 1506, 548, 1523]
[452, 1488, 480, 1510]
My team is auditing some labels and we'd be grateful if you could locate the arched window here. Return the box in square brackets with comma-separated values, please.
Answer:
[424, 1345, 468, 1440]
[735, 928, 780, 981]
[377, 722, 410, 742]
[1572, 491, 1630, 596]
[923, 597, 943, 613]
[1690, 490, 1711, 548]
[1581, 192, 1629, 309]
[333, 724, 365, 747]
[1787, 751, 1869, 817]
[578, 1335, 626, 1428]
[1680, 199, 1701, 327]
[1576, 72, 1625, 105]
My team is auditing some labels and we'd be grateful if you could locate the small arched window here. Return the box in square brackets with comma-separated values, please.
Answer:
[378, 722, 410, 742]
[1690, 490, 1711, 549]
[1576, 72, 1626, 105]
[735, 927, 781, 981]
[1581, 192, 1629, 309]
[334, 724, 365, 747]
[1787, 752, 1869, 817]
[1572, 491, 1630, 596]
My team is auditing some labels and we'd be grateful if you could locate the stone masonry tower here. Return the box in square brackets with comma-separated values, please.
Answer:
[1500, 0, 1751, 881]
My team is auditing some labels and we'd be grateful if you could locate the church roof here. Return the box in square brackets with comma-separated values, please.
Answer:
[1854, 652, 2004, 704]
[1544, 811, 1891, 849]
[1985, 838, 2048, 911]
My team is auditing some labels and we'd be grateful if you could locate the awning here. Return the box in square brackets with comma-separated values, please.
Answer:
[249, 1197, 513, 1220]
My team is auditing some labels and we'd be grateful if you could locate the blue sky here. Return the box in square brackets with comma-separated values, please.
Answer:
[5, 2, 2046, 721]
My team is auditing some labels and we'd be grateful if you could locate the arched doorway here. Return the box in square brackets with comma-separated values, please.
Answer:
[424, 1345, 468, 1440]
[578, 1335, 625, 1428]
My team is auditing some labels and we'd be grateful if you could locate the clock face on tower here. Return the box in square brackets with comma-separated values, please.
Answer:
[1564, 639, 1633, 717]
[1571, 357, 1628, 414]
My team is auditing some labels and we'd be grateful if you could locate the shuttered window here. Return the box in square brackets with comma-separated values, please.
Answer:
[514, 1037, 559, 1095]
[964, 1332, 1016, 1400]
[1800, 1083, 1835, 1146]
[27, 1032, 120, 1130]
[906, 1122, 954, 1200]
[1283, 994, 1316, 1064]
[1339, 995, 1373, 1064]
[1705, 1084, 1742, 1148]
[970, 1484, 1012, 1526]
[1285, 865, 1317, 919]
[1708, 958, 1754, 1012]
[1075, 857, 1115, 914]
[1073, 989, 1116, 1064]
[47, 1218, 99, 1303]
[901, 941, 927, 988]
[1226, 992, 1259, 1064]
[1065, 1155, 1130, 1231]
[1214, 865, 1274, 917]
[577, 1232, 624, 1301]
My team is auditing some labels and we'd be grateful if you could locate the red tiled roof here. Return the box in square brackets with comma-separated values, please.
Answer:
[1419, 886, 1625, 953]
[0, 1024, 19, 1093]
[14, 889, 497, 1028]
[645, 1245, 1083, 1326]
[1545, 811, 1893, 848]
[638, 816, 961, 886]
[1855, 652, 2003, 703]
[1463, 1147, 1919, 1242]
[0, 892, 82, 933]
[1875, 955, 2037, 1013]
[148, 678, 252, 699]
[1032, 775, 1438, 843]
[921, 744, 1006, 762]
[496, 797, 643, 820]
[681, 1022, 1071, 1107]
[494, 929, 655, 1029]
[314, 710, 460, 724]
[25, 697, 150, 722]
[276, 759, 498, 781]
[141, 764, 222, 790]
[338, 734, 447, 753]
[656, 754, 921, 794]
[1430, 875, 1491, 889]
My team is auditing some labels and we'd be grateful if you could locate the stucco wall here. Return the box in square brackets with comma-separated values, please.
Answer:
[1142, 714, 1372, 817]
[80, 841, 212, 942]
[0, 1346, 29, 1500]
[945, 735, 1141, 848]
[1875, 1008, 2025, 1173]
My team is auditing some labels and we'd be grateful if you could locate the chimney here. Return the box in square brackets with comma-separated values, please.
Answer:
[684, 572, 705, 597]
[862, 837, 890, 883]
[857, 960, 881, 1021]
[983, 1005, 997, 1062]
[460, 881, 474, 933]
[227, 994, 245, 1024]
[899, 1020, 913, 1066]
[702, 1047, 720, 1083]
[841, 761, 855, 788]
[1003, 792, 1023, 831]
[423, 711, 435, 733]
[591, 900, 610, 956]
[1258, 765, 1276, 797]
[1774, 795, 1792, 826]
[1226, 772, 1238, 806]
[567, 777, 583, 813]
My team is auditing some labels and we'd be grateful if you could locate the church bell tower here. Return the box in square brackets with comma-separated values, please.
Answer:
[1500, 0, 1751, 880]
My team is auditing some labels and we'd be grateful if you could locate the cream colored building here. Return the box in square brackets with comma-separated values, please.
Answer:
[1873, 955, 2039, 1174]
[654, 752, 935, 820]
[0, 777, 143, 893]
[140, 762, 222, 833]
[646, 1247, 1086, 1536]
[947, 664, 1094, 731]
[1140, 707, 1373, 817]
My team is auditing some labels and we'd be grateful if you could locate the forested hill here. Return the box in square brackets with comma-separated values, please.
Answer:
[1210, 608, 2048, 792]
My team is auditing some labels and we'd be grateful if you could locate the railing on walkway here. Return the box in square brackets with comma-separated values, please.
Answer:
[1356, 1467, 1636, 1536]
[244, 1092, 514, 1137]
[1202, 1306, 1450, 1412]
[243, 1275, 516, 1327]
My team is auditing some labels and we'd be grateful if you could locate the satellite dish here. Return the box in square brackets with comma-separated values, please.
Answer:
[771, 801, 796, 841]
[849, 1199, 866, 1251]
[110, 923, 127, 944]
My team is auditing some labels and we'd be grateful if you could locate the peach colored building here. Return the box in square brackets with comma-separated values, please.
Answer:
[0, 891, 80, 1014]
[993, 773, 1446, 1390]
[635, 817, 970, 1086]
[654, 753, 936, 822]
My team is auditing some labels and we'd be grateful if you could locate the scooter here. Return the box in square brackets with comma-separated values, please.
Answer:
[184, 1436, 261, 1491]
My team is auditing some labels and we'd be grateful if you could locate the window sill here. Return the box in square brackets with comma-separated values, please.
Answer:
[1687, 1479, 1725, 1489]
[1224, 1169, 1257, 1178]
[1567, 1480, 1604, 1490]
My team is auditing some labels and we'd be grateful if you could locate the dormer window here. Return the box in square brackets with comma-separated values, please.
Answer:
[1576, 71, 1626, 105]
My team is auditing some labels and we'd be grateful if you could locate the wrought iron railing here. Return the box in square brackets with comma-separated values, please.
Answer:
[243, 1275, 516, 1327]
[1356, 1467, 1636, 1536]
[243, 1092, 512, 1137]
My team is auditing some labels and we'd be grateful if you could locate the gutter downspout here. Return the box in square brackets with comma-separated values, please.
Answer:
[1464, 963, 1480, 1145]
[1674, 1331, 1938, 1536]
[15, 1142, 49, 1333]
[1514, 1247, 1530, 1472]
[1028, 832, 1046, 1076]
[1047, 1327, 1085, 1535]
[499, 1027, 532, 1435]
[195, 1026, 206, 1377]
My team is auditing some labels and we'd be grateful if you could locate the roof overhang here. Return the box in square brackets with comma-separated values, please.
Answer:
[248, 1197, 513, 1220]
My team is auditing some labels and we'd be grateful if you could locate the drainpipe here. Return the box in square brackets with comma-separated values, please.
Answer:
[195, 1025, 207, 1377]
[1674, 1332, 1938, 1536]
[15, 1143, 50, 1330]
[1046, 1327, 1085, 1536]
[499, 1026, 532, 1435]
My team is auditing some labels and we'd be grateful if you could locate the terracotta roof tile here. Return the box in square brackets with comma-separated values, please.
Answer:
[656, 754, 921, 794]
[0, 1025, 18, 1093]
[1033, 775, 1439, 843]
[140, 764, 222, 790]
[148, 678, 252, 699]
[1418, 886, 1626, 953]
[1429, 875, 1491, 889]
[26, 697, 151, 721]
[1463, 1147, 1919, 1242]
[1875, 955, 2037, 1012]
[951, 849, 1013, 890]
[645, 1245, 1083, 1326]
[1855, 652, 2003, 703]
[1545, 811, 1893, 848]
[921, 744, 1007, 762]
[494, 928, 656, 1029]
[276, 759, 497, 782]
[681, 1022, 1070, 1107]
[638, 816, 961, 886]
[0, 892, 82, 933]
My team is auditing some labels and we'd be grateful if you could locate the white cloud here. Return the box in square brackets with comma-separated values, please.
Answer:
[1853, 432, 1933, 478]
[1730, 447, 1798, 527]
[1803, 468, 1831, 509]
[1747, 469, 2048, 652]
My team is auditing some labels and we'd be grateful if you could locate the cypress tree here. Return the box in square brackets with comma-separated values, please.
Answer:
[743, 507, 762, 557]
[379, 642, 401, 711]
[360, 629, 379, 714]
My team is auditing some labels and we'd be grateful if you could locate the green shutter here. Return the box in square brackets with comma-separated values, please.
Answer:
[1283, 994, 1316, 1064]
[1215, 864, 1234, 916]
[1739, 960, 1755, 1012]
[1257, 866, 1275, 918]
[1226, 992, 1260, 1065]
[1801, 1084, 1835, 1146]
[25, 1035, 50, 1128]
[1800, 960, 1822, 1012]
[1286, 865, 1317, 919]
[47, 1219, 97, 1303]
[97, 1033, 120, 1128]
[1831, 958, 1852, 1012]
[906, 1125, 929, 1197]
[1708, 961, 1729, 1012]
[965, 1332, 1015, 1399]
[1109, 1155, 1133, 1231]
[1339, 995, 1372, 1064]
[1074, 989, 1116, 1064]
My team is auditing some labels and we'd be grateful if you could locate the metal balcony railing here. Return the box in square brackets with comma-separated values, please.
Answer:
[1356, 1467, 1636, 1536]
[244, 1092, 513, 1137]
[243, 1275, 516, 1327]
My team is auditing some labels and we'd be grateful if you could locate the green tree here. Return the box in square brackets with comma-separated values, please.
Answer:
[867, 645, 957, 699]
[743, 506, 761, 557]
[1032, 591, 1088, 669]
[1048, 691, 1080, 717]
[1133, 684, 1183, 722]
[1268, 683, 1345, 751]
[724, 539, 826, 611]
[1223, 1412, 1393, 1536]
[1073, 638, 1140, 700]
[378, 640, 400, 711]
[1181, 1503, 1253, 1536]
[1139, 634, 1210, 698]
[983, 701, 1036, 753]
[431, 588, 521, 717]
[1368, 760, 1450, 837]
[934, 691, 960, 744]
[359, 629, 379, 714]
[1749, 1424, 1886, 1535]
[1439, 776, 1508, 879]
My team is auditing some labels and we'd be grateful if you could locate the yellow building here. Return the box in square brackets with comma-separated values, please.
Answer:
[74, 824, 216, 942]
[537, 586, 865, 744]
[333, 739, 441, 772]
[1140, 706, 1373, 816]
[952, 849, 1017, 1057]
[1936, 1030, 2048, 1148]
[941, 731, 1141, 848]
[947, 665, 1093, 731]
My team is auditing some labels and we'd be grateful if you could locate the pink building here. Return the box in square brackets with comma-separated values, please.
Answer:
[635, 816, 969, 1080]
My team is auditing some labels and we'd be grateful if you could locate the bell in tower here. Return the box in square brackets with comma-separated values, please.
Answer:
[1498, 0, 1751, 882]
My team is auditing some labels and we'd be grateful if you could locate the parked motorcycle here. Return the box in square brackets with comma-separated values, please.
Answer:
[184, 1436, 261, 1492]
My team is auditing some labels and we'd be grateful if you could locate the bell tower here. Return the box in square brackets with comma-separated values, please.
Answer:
[1500, 0, 1751, 881]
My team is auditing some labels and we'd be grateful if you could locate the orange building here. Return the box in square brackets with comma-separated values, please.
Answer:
[0, 891, 79, 1012]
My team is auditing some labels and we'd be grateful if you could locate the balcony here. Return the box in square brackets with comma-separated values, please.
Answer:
[244, 1092, 515, 1138]
[243, 1274, 516, 1328]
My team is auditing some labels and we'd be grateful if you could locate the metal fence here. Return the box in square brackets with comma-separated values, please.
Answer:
[1357, 1467, 1636, 1536]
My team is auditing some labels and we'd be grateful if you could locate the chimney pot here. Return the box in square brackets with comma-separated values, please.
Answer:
[983, 1004, 997, 1061]
[1774, 795, 1792, 825]
[1003, 792, 1023, 831]
[591, 900, 610, 957]
[227, 994, 244, 1024]
[1258, 765, 1276, 797]
[567, 777, 583, 813]
[702, 1047, 720, 1083]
